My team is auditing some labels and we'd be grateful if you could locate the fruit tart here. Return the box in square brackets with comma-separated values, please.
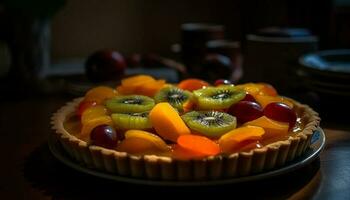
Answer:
[51, 75, 320, 181]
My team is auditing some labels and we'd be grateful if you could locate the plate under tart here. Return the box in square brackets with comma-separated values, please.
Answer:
[48, 127, 325, 186]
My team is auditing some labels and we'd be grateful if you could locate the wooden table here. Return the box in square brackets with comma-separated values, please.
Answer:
[1, 95, 349, 199]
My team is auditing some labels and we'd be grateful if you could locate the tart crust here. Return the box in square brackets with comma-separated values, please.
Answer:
[51, 98, 320, 181]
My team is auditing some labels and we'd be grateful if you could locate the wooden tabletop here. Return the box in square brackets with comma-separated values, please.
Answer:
[1, 95, 350, 199]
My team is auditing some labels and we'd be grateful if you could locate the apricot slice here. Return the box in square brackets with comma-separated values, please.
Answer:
[149, 102, 191, 142]
[117, 130, 169, 154]
[243, 116, 289, 139]
[219, 126, 265, 153]
[255, 95, 293, 108]
[177, 78, 210, 91]
[177, 135, 220, 156]
[80, 115, 113, 141]
[81, 105, 108, 125]
[85, 86, 118, 104]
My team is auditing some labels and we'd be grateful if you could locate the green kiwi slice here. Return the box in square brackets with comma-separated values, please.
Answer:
[181, 111, 236, 138]
[154, 87, 192, 111]
[105, 95, 155, 113]
[111, 112, 152, 130]
[193, 85, 246, 110]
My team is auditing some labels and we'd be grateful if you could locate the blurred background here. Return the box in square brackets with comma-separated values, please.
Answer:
[0, 0, 349, 123]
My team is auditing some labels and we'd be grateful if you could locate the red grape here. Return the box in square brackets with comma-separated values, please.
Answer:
[228, 101, 263, 123]
[241, 93, 257, 103]
[263, 102, 297, 129]
[214, 79, 232, 86]
[90, 125, 118, 149]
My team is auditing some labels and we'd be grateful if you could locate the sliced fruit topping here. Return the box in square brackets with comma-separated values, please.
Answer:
[263, 102, 297, 129]
[121, 75, 156, 86]
[149, 102, 191, 142]
[105, 95, 155, 113]
[255, 95, 293, 108]
[243, 116, 289, 139]
[193, 85, 246, 110]
[219, 126, 265, 153]
[117, 130, 169, 154]
[80, 115, 114, 140]
[84, 86, 118, 104]
[228, 101, 263, 123]
[117, 75, 166, 97]
[77, 100, 97, 117]
[177, 78, 210, 91]
[235, 83, 277, 97]
[258, 83, 278, 96]
[154, 87, 192, 111]
[181, 111, 236, 138]
[81, 105, 108, 125]
[214, 79, 233, 86]
[235, 83, 263, 97]
[111, 112, 151, 130]
[177, 135, 220, 156]
[90, 124, 118, 149]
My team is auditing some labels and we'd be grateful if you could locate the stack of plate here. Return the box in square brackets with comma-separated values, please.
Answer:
[298, 49, 350, 97]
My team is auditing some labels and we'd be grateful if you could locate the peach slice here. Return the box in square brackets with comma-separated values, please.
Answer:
[177, 135, 220, 156]
[243, 116, 289, 139]
[255, 95, 293, 108]
[80, 115, 113, 141]
[81, 105, 108, 125]
[219, 126, 265, 153]
[85, 86, 118, 104]
[117, 130, 169, 154]
[149, 102, 191, 142]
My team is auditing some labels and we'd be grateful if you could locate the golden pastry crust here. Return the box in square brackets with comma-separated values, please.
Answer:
[51, 97, 320, 180]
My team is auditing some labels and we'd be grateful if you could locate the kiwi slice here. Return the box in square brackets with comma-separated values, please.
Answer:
[105, 95, 155, 113]
[193, 85, 246, 110]
[182, 111, 236, 138]
[111, 112, 152, 130]
[154, 87, 192, 111]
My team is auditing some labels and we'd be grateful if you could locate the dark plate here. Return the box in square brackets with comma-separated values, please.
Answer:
[48, 128, 325, 186]
[299, 49, 350, 79]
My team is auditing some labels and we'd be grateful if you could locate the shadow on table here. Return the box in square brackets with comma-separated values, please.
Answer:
[22, 143, 322, 199]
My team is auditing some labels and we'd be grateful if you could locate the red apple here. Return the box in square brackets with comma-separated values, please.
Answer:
[85, 50, 126, 82]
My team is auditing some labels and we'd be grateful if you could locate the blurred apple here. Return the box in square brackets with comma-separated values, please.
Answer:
[85, 50, 126, 82]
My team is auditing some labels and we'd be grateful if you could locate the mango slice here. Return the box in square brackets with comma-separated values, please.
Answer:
[117, 130, 169, 154]
[219, 126, 265, 153]
[149, 102, 191, 142]
[243, 116, 289, 139]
